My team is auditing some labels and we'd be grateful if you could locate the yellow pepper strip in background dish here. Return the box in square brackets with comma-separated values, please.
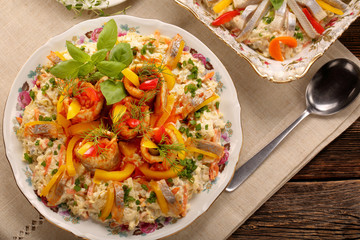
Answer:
[77, 142, 94, 155]
[40, 165, 66, 197]
[66, 136, 81, 177]
[99, 183, 115, 221]
[186, 146, 218, 159]
[155, 94, 175, 127]
[161, 66, 176, 90]
[149, 181, 169, 214]
[93, 163, 136, 184]
[67, 99, 81, 120]
[213, 0, 232, 13]
[112, 105, 127, 123]
[122, 68, 140, 87]
[316, 0, 344, 15]
[68, 121, 100, 136]
[138, 163, 184, 179]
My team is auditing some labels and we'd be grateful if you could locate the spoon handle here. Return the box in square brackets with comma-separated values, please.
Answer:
[226, 109, 311, 192]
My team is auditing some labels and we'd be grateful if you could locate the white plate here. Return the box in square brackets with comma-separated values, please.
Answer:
[175, 0, 360, 83]
[57, 0, 126, 9]
[3, 16, 242, 240]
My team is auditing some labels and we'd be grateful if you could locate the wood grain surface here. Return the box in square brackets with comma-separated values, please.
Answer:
[229, 18, 360, 239]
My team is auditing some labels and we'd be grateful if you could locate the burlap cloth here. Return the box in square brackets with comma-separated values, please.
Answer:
[1, 0, 359, 239]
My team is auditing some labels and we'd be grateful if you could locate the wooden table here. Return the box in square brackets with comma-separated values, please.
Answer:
[230, 18, 360, 239]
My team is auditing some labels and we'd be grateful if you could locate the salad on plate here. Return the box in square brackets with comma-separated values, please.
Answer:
[15, 18, 230, 233]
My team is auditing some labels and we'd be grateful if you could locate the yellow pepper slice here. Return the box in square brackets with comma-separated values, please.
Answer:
[161, 66, 176, 91]
[213, 0, 232, 13]
[99, 183, 115, 221]
[67, 99, 81, 120]
[93, 163, 136, 184]
[68, 121, 100, 136]
[122, 68, 140, 87]
[66, 136, 81, 177]
[166, 124, 185, 160]
[118, 141, 138, 157]
[155, 94, 175, 127]
[112, 105, 127, 123]
[150, 181, 168, 214]
[141, 138, 158, 149]
[54, 51, 66, 61]
[186, 146, 218, 159]
[316, 0, 344, 15]
[138, 163, 183, 180]
[77, 142, 94, 155]
[40, 165, 66, 197]
[193, 94, 219, 113]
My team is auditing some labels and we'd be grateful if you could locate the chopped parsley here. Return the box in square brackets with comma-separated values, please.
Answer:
[51, 169, 58, 175]
[47, 141, 54, 147]
[74, 185, 81, 192]
[195, 123, 201, 131]
[24, 153, 33, 164]
[184, 83, 198, 97]
[141, 184, 148, 191]
[41, 161, 46, 167]
[294, 32, 304, 41]
[146, 191, 157, 204]
[123, 185, 135, 205]
[197, 154, 204, 160]
[178, 158, 197, 182]
[29, 90, 35, 101]
[35, 140, 40, 146]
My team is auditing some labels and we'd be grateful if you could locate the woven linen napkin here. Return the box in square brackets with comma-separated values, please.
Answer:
[0, 0, 359, 239]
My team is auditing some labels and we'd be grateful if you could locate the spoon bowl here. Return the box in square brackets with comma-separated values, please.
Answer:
[226, 58, 360, 192]
[306, 58, 360, 115]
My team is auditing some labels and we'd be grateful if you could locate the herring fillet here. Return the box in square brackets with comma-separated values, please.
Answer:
[236, 0, 271, 42]
[288, 0, 319, 39]
[233, 0, 262, 8]
[286, 10, 297, 36]
[270, 0, 287, 31]
[296, 0, 327, 21]
[232, 4, 258, 30]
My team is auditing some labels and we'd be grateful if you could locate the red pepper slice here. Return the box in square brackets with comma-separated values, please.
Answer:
[126, 118, 140, 128]
[153, 126, 166, 144]
[302, 8, 325, 34]
[211, 10, 242, 26]
[139, 78, 158, 91]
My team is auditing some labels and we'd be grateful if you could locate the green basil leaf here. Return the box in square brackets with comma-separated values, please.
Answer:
[91, 49, 108, 64]
[97, 19, 118, 50]
[100, 79, 127, 105]
[270, 0, 284, 10]
[109, 42, 133, 67]
[66, 41, 90, 63]
[96, 61, 126, 78]
[50, 59, 83, 79]
[78, 62, 95, 77]
[88, 72, 105, 81]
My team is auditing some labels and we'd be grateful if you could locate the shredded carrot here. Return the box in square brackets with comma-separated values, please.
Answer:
[58, 145, 65, 167]
[44, 155, 52, 175]
[66, 189, 76, 195]
[171, 187, 180, 195]
[41, 139, 50, 151]
[34, 108, 40, 121]
[87, 182, 95, 196]
[154, 30, 161, 47]
[269, 36, 297, 62]
[209, 162, 219, 181]
[16, 117, 22, 125]
[181, 185, 188, 217]
[204, 71, 215, 81]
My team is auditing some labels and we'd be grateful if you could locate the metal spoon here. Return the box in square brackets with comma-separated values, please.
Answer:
[226, 58, 360, 192]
